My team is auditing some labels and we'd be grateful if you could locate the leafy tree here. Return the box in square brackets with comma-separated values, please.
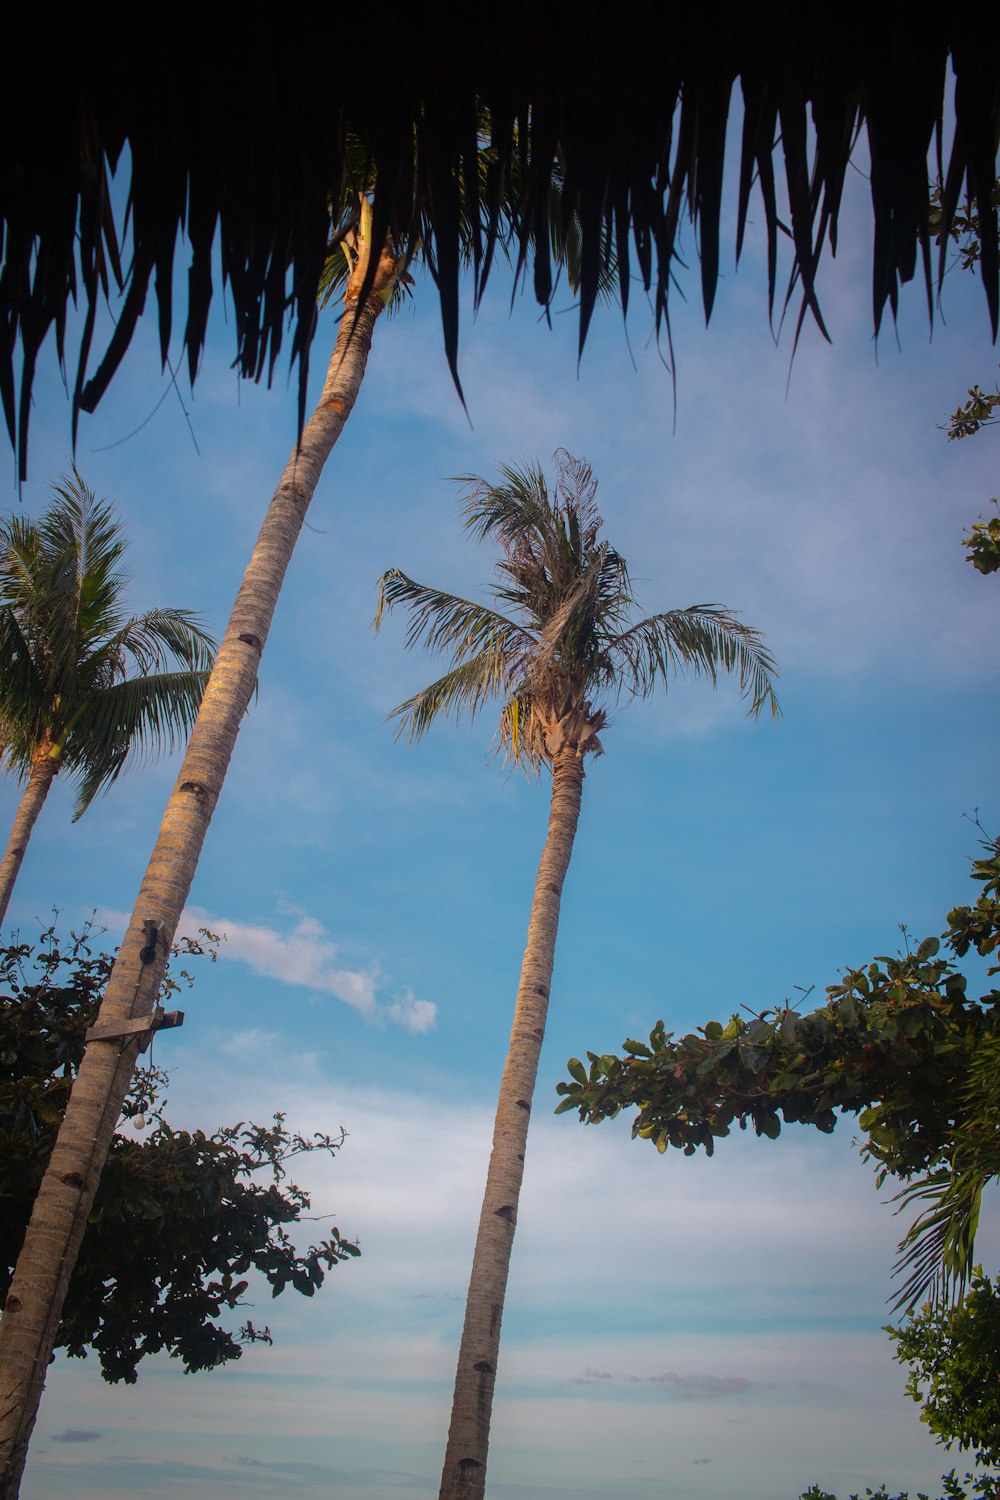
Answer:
[931, 177, 1000, 574]
[799, 1477, 998, 1500]
[800, 1257, 1000, 1497]
[375, 449, 779, 1500]
[0, 923, 358, 1385]
[0, 201, 402, 1500]
[556, 830, 1000, 1311]
[960, 500, 1000, 577]
[946, 385, 1000, 443]
[888, 1271, 1000, 1468]
[0, 473, 216, 925]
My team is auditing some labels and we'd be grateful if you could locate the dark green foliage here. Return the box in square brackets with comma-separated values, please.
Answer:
[962, 501, 1000, 575]
[556, 853, 999, 1173]
[0, 925, 358, 1383]
[889, 1273, 1000, 1466]
[557, 945, 990, 1168]
[0, 474, 216, 819]
[947, 386, 1000, 444]
[930, 179, 1000, 279]
[932, 177, 1000, 572]
[556, 836, 1000, 1302]
[799, 1476, 999, 1500]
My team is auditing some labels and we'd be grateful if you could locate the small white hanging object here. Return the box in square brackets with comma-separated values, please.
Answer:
[133, 1112, 146, 1131]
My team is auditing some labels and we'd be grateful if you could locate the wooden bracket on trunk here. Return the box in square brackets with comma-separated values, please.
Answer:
[84, 1007, 185, 1052]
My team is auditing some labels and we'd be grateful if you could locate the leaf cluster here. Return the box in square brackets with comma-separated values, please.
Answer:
[0, 925, 358, 1383]
[888, 1271, 1000, 1467]
[946, 383, 1000, 443]
[556, 843, 1000, 1180]
[932, 178, 1000, 571]
[962, 501, 1000, 576]
[800, 1475, 999, 1500]
[929, 179, 1000, 275]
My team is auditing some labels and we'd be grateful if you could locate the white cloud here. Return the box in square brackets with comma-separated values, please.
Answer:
[383, 989, 438, 1035]
[178, 906, 436, 1033]
[98, 904, 437, 1034]
[31, 1060, 961, 1500]
[179, 907, 379, 1015]
[218, 1027, 283, 1061]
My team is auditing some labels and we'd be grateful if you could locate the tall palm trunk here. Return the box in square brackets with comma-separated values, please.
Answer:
[439, 746, 585, 1500]
[0, 281, 388, 1498]
[0, 738, 57, 926]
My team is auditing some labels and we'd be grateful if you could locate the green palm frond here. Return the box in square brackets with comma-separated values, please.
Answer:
[61, 669, 213, 818]
[890, 1028, 1000, 1311]
[41, 473, 131, 655]
[462, 460, 552, 551]
[962, 1023, 1000, 1126]
[387, 649, 517, 745]
[0, 473, 217, 813]
[87, 608, 217, 681]
[374, 569, 531, 664]
[532, 543, 614, 678]
[0, 514, 45, 612]
[378, 452, 780, 768]
[0, 608, 46, 759]
[606, 606, 781, 718]
[891, 1166, 986, 1313]
[477, 455, 613, 635]
[549, 173, 621, 310]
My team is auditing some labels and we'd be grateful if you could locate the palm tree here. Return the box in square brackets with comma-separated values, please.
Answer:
[374, 450, 780, 1500]
[0, 162, 599, 1494]
[0, 231, 396, 1495]
[0, 474, 216, 926]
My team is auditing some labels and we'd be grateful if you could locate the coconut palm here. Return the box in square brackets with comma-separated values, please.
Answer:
[0, 474, 216, 926]
[0, 161, 607, 1495]
[0, 234, 395, 1499]
[374, 450, 780, 1500]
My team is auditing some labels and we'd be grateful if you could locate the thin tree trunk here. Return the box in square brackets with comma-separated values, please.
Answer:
[439, 747, 585, 1500]
[0, 288, 386, 1499]
[0, 739, 57, 928]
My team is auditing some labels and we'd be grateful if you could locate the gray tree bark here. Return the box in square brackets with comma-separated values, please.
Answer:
[0, 742, 57, 928]
[439, 745, 585, 1500]
[0, 276, 388, 1498]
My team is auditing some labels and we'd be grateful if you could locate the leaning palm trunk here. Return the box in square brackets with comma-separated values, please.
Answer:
[377, 453, 777, 1498]
[440, 746, 584, 1500]
[0, 269, 390, 1497]
[0, 741, 56, 927]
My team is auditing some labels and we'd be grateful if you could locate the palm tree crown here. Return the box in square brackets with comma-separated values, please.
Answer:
[375, 449, 780, 761]
[377, 451, 779, 1500]
[0, 472, 216, 819]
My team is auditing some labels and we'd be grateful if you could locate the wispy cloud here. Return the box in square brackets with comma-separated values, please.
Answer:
[626, 1372, 757, 1399]
[180, 906, 437, 1035]
[51, 1430, 103, 1444]
[97, 905, 437, 1034]
[572, 1369, 757, 1399]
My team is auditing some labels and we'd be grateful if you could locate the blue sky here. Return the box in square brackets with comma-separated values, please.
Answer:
[3, 135, 1000, 1500]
